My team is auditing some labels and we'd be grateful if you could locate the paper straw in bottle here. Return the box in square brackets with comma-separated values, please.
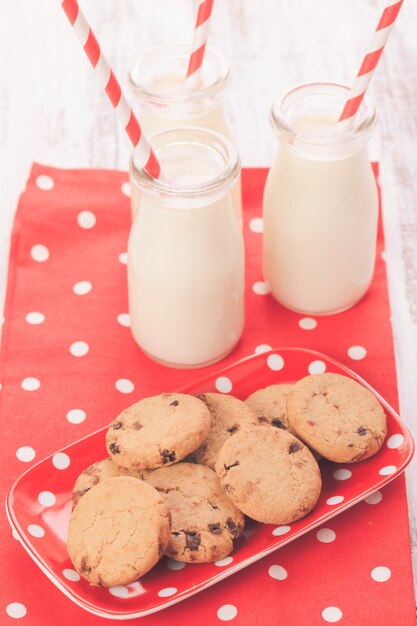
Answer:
[338, 0, 404, 125]
[59, 0, 161, 179]
[186, 0, 214, 83]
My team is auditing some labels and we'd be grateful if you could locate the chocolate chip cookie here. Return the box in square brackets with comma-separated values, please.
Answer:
[67, 476, 171, 587]
[72, 457, 146, 506]
[105, 393, 211, 470]
[245, 384, 293, 430]
[145, 462, 244, 563]
[286, 373, 387, 463]
[215, 425, 322, 524]
[186, 393, 258, 469]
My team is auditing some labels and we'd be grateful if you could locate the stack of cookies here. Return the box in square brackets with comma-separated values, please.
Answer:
[67, 373, 387, 588]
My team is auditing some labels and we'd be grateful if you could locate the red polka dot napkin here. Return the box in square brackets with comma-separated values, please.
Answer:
[1, 164, 415, 625]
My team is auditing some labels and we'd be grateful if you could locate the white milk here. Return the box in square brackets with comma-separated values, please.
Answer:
[128, 46, 242, 222]
[263, 85, 378, 315]
[128, 129, 244, 368]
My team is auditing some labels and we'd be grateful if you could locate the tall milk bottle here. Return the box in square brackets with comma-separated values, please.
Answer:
[263, 82, 378, 315]
[128, 44, 242, 222]
[128, 127, 244, 369]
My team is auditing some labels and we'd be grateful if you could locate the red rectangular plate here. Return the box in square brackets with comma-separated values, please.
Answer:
[6, 347, 414, 620]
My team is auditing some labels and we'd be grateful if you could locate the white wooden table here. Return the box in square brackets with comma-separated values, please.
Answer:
[1, 0, 416, 597]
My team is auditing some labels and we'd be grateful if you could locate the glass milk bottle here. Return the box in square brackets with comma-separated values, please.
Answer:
[263, 82, 378, 315]
[128, 44, 242, 221]
[128, 127, 244, 368]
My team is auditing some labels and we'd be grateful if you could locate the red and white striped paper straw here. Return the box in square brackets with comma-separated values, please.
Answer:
[60, 0, 161, 179]
[338, 0, 404, 123]
[186, 0, 214, 81]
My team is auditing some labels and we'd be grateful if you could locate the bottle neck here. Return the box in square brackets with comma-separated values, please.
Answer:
[129, 45, 230, 118]
[271, 82, 376, 161]
[130, 127, 240, 209]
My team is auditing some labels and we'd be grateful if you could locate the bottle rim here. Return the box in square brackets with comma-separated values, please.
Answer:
[270, 81, 377, 147]
[130, 126, 240, 200]
[128, 44, 231, 106]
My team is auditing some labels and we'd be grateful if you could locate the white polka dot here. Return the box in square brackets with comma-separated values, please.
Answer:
[35, 174, 55, 190]
[38, 491, 56, 507]
[30, 244, 49, 262]
[267, 354, 284, 371]
[166, 559, 186, 571]
[268, 565, 288, 580]
[322, 606, 343, 623]
[157, 587, 177, 598]
[118, 252, 128, 265]
[109, 585, 129, 598]
[298, 317, 317, 330]
[69, 341, 89, 357]
[381, 250, 386, 261]
[215, 376, 233, 393]
[63, 568, 80, 582]
[117, 313, 131, 327]
[217, 604, 238, 621]
[254, 344, 273, 355]
[16, 446, 36, 462]
[115, 378, 135, 394]
[326, 495, 344, 505]
[371, 566, 391, 582]
[365, 490, 383, 505]
[28, 524, 45, 537]
[21, 377, 41, 391]
[66, 409, 86, 424]
[6, 603, 27, 619]
[214, 556, 233, 566]
[333, 468, 352, 480]
[25, 312, 45, 325]
[316, 528, 336, 543]
[387, 434, 404, 449]
[77, 210, 96, 229]
[52, 452, 70, 470]
[121, 181, 131, 197]
[73, 281, 92, 295]
[347, 345, 367, 360]
[379, 465, 396, 476]
[248, 217, 263, 233]
[308, 360, 326, 374]
[272, 525, 291, 536]
[252, 281, 270, 295]
[12, 528, 19, 540]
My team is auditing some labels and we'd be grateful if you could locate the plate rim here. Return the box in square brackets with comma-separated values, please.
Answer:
[5, 346, 415, 620]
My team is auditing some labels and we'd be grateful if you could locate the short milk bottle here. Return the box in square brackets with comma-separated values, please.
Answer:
[263, 82, 378, 315]
[128, 44, 242, 221]
[128, 127, 244, 368]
